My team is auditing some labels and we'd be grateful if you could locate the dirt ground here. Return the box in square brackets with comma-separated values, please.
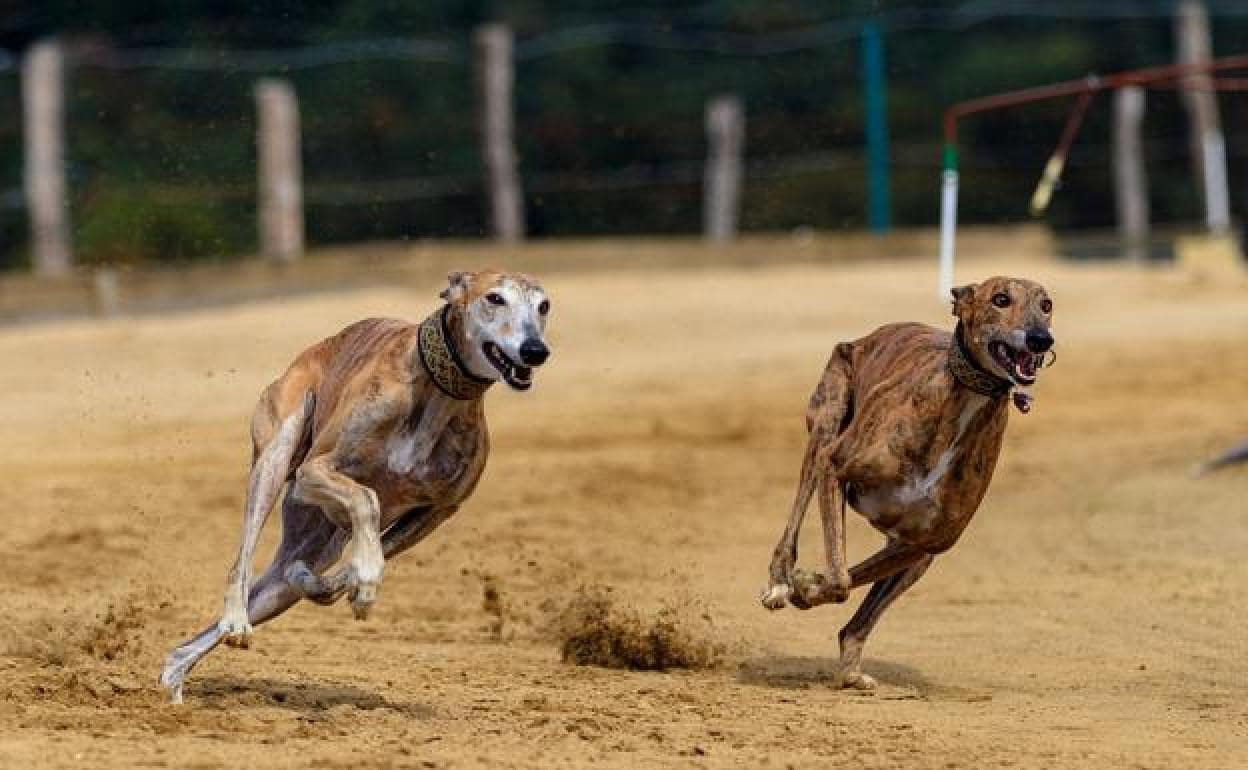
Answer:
[1, 248, 1246, 768]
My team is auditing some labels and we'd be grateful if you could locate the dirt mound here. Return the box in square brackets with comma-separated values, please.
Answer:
[1, 589, 161, 667]
[548, 585, 724, 671]
[0, 587, 173, 709]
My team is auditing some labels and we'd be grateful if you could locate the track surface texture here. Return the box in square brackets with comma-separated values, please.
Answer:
[1, 251, 1246, 768]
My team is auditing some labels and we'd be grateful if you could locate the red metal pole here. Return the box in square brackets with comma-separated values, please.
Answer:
[943, 52, 1248, 146]
[937, 51, 1248, 302]
[1028, 90, 1094, 216]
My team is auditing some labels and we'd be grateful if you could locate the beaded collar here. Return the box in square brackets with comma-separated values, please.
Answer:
[417, 305, 494, 401]
[947, 323, 1011, 399]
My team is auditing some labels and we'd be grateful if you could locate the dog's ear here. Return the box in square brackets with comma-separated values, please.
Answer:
[950, 283, 977, 320]
[440, 270, 473, 303]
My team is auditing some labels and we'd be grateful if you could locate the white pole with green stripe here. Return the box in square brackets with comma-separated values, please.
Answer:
[938, 143, 959, 299]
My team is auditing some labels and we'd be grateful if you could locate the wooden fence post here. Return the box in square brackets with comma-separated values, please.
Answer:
[1175, 0, 1230, 235]
[704, 95, 744, 242]
[1113, 87, 1149, 262]
[255, 78, 304, 262]
[475, 23, 524, 242]
[92, 267, 121, 318]
[22, 39, 72, 276]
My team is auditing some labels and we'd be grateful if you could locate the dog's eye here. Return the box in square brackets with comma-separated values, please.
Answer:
[1040, 298, 1053, 314]
[485, 293, 506, 306]
[537, 299, 550, 315]
[991, 293, 1011, 309]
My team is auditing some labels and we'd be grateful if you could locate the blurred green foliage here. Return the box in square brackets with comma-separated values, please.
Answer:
[0, 1, 1245, 267]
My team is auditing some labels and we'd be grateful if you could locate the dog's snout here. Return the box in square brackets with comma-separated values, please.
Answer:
[1024, 328, 1054, 353]
[519, 338, 550, 366]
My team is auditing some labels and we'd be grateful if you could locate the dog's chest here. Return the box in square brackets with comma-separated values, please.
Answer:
[386, 415, 479, 480]
[371, 398, 487, 520]
[847, 393, 1001, 538]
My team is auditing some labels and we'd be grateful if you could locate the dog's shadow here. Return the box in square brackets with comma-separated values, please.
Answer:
[191, 674, 434, 718]
[736, 655, 932, 695]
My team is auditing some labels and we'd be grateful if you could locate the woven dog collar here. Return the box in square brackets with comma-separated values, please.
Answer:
[947, 324, 1011, 398]
[417, 305, 494, 401]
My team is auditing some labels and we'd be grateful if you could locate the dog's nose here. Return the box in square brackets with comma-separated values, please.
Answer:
[1025, 328, 1054, 353]
[518, 339, 550, 366]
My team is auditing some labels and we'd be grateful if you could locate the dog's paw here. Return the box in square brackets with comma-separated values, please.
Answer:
[285, 560, 314, 594]
[349, 583, 378, 620]
[837, 671, 877, 692]
[158, 663, 186, 705]
[285, 561, 332, 604]
[789, 568, 828, 609]
[346, 561, 382, 621]
[759, 583, 792, 610]
[820, 585, 851, 605]
[217, 614, 254, 648]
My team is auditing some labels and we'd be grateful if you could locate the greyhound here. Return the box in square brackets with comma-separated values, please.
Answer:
[760, 276, 1055, 690]
[160, 269, 552, 704]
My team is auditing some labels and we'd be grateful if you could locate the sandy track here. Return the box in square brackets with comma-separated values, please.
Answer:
[1, 252, 1246, 768]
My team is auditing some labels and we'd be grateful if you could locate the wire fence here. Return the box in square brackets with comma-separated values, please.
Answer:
[7, 136, 1244, 209]
[1, 4, 1247, 267]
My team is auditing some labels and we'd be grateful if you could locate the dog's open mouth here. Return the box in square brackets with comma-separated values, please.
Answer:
[483, 342, 533, 390]
[989, 341, 1038, 386]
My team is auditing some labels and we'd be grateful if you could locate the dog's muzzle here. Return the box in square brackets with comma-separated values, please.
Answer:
[483, 338, 550, 391]
[989, 340, 1040, 386]
[519, 338, 550, 366]
[1025, 328, 1054, 354]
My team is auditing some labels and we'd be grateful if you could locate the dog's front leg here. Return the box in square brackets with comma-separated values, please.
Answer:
[290, 455, 384, 620]
[381, 505, 459, 560]
[220, 395, 312, 647]
[761, 441, 822, 610]
[792, 472, 851, 608]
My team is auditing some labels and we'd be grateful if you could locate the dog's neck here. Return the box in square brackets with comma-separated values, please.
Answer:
[947, 322, 1012, 399]
[416, 304, 494, 401]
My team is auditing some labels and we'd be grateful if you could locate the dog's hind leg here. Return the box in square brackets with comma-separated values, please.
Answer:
[381, 504, 459, 559]
[835, 554, 933, 690]
[160, 499, 346, 703]
[286, 504, 458, 605]
[848, 539, 927, 588]
[284, 561, 349, 606]
[219, 390, 314, 648]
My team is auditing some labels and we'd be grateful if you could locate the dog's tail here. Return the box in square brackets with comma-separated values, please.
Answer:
[1193, 437, 1248, 477]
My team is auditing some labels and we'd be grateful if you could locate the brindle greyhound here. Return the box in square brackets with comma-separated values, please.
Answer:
[160, 269, 552, 704]
[760, 276, 1055, 690]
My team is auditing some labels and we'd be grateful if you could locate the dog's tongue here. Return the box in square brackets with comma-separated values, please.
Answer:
[1015, 349, 1038, 378]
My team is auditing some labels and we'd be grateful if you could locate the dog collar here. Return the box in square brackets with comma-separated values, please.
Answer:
[417, 305, 494, 401]
[947, 323, 1012, 398]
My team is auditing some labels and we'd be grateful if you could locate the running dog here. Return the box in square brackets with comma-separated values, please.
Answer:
[161, 269, 552, 703]
[760, 276, 1055, 690]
